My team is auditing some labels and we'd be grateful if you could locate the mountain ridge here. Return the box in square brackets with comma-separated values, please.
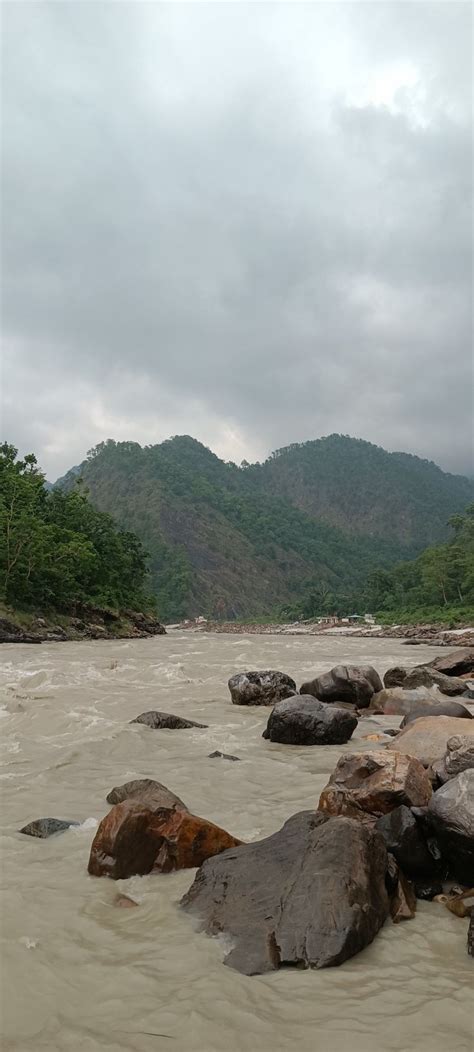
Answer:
[56, 434, 473, 621]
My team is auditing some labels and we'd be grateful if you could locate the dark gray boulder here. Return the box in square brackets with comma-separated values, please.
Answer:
[383, 667, 408, 688]
[262, 695, 357, 745]
[400, 700, 473, 727]
[181, 811, 389, 975]
[208, 751, 241, 761]
[300, 665, 382, 708]
[228, 670, 296, 706]
[106, 778, 188, 810]
[130, 711, 208, 729]
[19, 818, 79, 838]
[414, 882, 443, 901]
[402, 667, 468, 696]
[375, 805, 439, 878]
[444, 735, 474, 780]
[427, 649, 474, 677]
[468, 913, 474, 957]
[426, 769, 474, 884]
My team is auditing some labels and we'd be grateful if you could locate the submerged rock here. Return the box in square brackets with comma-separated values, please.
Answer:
[318, 751, 432, 822]
[228, 670, 296, 706]
[468, 914, 474, 956]
[300, 665, 382, 708]
[106, 778, 188, 811]
[387, 716, 474, 767]
[262, 696, 357, 746]
[19, 818, 79, 838]
[181, 811, 389, 975]
[208, 751, 241, 761]
[130, 711, 208, 729]
[426, 770, 474, 885]
[88, 801, 242, 879]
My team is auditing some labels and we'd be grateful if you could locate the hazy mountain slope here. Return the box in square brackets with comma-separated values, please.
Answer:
[57, 435, 473, 621]
[250, 435, 473, 547]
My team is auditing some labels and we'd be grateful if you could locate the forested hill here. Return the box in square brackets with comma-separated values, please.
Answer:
[56, 435, 473, 622]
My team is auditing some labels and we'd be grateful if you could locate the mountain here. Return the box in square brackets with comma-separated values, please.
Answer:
[57, 435, 474, 621]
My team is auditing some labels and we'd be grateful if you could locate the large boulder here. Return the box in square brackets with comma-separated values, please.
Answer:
[300, 665, 382, 708]
[130, 711, 207, 729]
[427, 648, 474, 677]
[181, 811, 389, 974]
[387, 716, 474, 767]
[400, 699, 473, 727]
[262, 696, 357, 746]
[383, 667, 408, 688]
[369, 687, 442, 716]
[401, 666, 468, 696]
[88, 801, 241, 879]
[425, 770, 474, 885]
[19, 818, 79, 838]
[318, 751, 432, 822]
[106, 778, 188, 811]
[228, 670, 296, 706]
[443, 735, 474, 780]
[376, 805, 438, 878]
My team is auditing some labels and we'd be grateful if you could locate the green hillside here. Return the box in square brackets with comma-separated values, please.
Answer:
[56, 435, 473, 621]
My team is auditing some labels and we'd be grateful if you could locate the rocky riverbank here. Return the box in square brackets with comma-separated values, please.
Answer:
[179, 618, 474, 648]
[0, 605, 166, 644]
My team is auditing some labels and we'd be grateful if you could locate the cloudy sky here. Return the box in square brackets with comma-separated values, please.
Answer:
[2, 1, 472, 479]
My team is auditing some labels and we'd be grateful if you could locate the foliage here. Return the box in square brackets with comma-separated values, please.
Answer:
[55, 435, 473, 622]
[0, 443, 153, 613]
[354, 505, 474, 622]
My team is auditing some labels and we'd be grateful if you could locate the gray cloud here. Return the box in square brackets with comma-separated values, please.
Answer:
[2, 2, 472, 478]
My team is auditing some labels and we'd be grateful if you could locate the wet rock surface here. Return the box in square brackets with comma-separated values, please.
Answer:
[387, 716, 474, 767]
[106, 778, 188, 810]
[376, 805, 438, 878]
[88, 801, 242, 879]
[300, 665, 382, 708]
[181, 811, 389, 975]
[390, 869, 417, 923]
[318, 751, 432, 822]
[208, 751, 241, 761]
[401, 666, 468, 696]
[228, 670, 296, 706]
[426, 770, 474, 885]
[262, 695, 357, 745]
[19, 818, 79, 838]
[130, 711, 208, 729]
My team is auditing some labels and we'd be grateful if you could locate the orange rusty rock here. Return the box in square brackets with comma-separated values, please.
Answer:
[88, 800, 242, 880]
[318, 751, 432, 823]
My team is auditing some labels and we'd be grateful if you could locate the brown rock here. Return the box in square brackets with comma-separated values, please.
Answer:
[369, 687, 441, 715]
[181, 811, 389, 974]
[106, 778, 187, 811]
[444, 889, 474, 918]
[114, 894, 139, 908]
[387, 716, 474, 767]
[390, 870, 417, 923]
[427, 649, 474, 677]
[88, 801, 242, 879]
[301, 665, 382, 708]
[402, 666, 468, 696]
[318, 751, 432, 822]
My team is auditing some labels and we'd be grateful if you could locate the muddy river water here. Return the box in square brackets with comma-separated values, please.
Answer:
[0, 632, 472, 1052]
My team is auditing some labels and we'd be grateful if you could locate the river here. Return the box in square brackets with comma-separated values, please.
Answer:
[0, 632, 472, 1052]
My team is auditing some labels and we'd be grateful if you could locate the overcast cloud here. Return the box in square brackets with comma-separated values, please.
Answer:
[1, 2, 472, 478]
